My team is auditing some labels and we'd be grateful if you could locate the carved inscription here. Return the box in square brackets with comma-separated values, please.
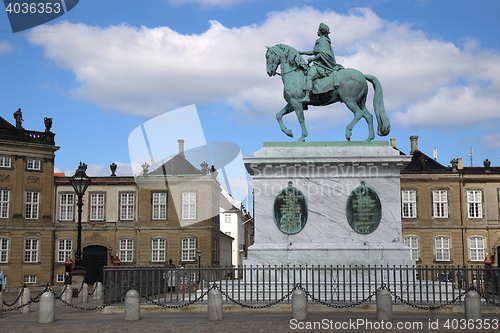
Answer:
[273, 181, 308, 235]
[346, 181, 381, 234]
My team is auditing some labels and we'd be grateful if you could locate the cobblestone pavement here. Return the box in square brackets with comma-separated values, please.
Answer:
[1, 289, 500, 333]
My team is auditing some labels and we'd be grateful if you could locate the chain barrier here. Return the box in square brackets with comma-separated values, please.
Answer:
[152, 285, 213, 309]
[2, 284, 25, 307]
[387, 286, 469, 310]
[3, 281, 499, 313]
[469, 285, 500, 308]
[300, 284, 383, 308]
[217, 283, 297, 309]
[88, 284, 96, 296]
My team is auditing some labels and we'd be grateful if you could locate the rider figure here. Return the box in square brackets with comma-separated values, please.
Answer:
[299, 23, 343, 104]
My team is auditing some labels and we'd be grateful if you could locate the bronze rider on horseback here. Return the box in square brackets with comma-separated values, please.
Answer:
[299, 23, 344, 104]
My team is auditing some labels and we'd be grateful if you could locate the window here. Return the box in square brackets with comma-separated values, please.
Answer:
[469, 237, 485, 261]
[56, 274, 64, 283]
[25, 191, 39, 219]
[60, 193, 74, 221]
[119, 239, 133, 262]
[467, 190, 482, 218]
[401, 190, 417, 218]
[435, 237, 450, 261]
[403, 236, 419, 261]
[151, 238, 166, 262]
[181, 192, 196, 220]
[225, 214, 231, 223]
[24, 238, 39, 262]
[57, 239, 72, 263]
[0, 189, 9, 218]
[432, 190, 448, 218]
[90, 193, 105, 221]
[120, 193, 135, 220]
[27, 159, 41, 170]
[181, 238, 196, 261]
[24, 275, 37, 283]
[0, 156, 11, 168]
[0, 238, 9, 263]
[152, 192, 167, 220]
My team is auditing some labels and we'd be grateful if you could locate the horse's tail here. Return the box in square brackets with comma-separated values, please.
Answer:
[365, 74, 390, 136]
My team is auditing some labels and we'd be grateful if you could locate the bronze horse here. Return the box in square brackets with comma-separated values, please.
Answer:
[266, 44, 390, 142]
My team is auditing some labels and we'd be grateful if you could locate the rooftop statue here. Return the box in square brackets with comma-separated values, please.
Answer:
[266, 23, 390, 142]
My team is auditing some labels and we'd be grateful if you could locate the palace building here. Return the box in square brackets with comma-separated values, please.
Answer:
[400, 136, 500, 268]
[0, 113, 239, 287]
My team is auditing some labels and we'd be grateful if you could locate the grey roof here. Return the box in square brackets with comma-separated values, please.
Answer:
[148, 154, 203, 176]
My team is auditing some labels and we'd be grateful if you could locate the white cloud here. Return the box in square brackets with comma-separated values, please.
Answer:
[26, 7, 500, 131]
[482, 133, 500, 150]
[0, 41, 13, 54]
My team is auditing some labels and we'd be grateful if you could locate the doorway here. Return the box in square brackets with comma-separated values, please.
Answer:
[83, 245, 108, 285]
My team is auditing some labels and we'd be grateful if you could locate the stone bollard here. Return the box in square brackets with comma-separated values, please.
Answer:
[95, 282, 103, 300]
[61, 285, 73, 305]
[465, 290, 481, 320]
[79, 283, 88, 303]
[292, 289, 307, 320]
[376, 289, 393, 321]
[207, 289, 223, 321]
[124, 290, 140, 321]
[39, 292, 55, 324]
[19, 287, 31, 313]
[0, 292, 3, 318]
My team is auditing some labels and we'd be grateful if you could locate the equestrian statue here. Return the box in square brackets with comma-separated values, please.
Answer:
[266, 23, 390, 142]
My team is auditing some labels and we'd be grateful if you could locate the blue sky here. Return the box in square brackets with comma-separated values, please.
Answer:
[0, 0, 499, 188]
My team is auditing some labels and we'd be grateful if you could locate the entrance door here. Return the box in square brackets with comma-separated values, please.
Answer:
[83, 245, 108, 285]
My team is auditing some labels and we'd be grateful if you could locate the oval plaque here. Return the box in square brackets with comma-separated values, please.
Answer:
[273, 181, 308, 235]
[346, 180, 381, 234]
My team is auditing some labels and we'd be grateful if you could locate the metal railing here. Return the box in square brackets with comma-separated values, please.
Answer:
[103, 265, 500, 306]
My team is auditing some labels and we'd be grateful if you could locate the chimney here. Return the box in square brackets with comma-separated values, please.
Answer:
[458, 158, 463, 169]
[178, 139, 185, 156]
[410, 135, 418, 154]
[390, 138, 396, 148]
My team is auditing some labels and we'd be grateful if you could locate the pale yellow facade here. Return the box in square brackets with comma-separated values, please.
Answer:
[400, 138, 500, 268]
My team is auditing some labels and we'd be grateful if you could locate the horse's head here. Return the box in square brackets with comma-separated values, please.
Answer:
[266, 46, 280, 77]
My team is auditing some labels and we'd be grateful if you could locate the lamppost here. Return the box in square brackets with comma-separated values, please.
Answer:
[70, 162, 91, 273]
[197, 248, 202, 288]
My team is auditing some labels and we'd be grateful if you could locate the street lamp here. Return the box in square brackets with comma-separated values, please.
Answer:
[70, 162, 91, 271]
[197, 248, 202, 287]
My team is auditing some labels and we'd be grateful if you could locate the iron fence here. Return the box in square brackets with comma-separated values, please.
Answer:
[103, 265, 500, 306]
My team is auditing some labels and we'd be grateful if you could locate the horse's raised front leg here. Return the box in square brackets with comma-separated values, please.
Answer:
[291, 102, 308, 142]
[344, 101, 364, 141]
[276, 103, 295, 137]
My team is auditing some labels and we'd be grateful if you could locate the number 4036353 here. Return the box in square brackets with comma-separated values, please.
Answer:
[5, 2, 61, 14]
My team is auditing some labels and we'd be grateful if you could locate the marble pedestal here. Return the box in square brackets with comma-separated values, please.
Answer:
[244, 141, 413, 268]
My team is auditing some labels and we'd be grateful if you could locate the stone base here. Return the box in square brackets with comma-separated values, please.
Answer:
[244, 243, 414, 267]
[244, 141, 414, 268]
